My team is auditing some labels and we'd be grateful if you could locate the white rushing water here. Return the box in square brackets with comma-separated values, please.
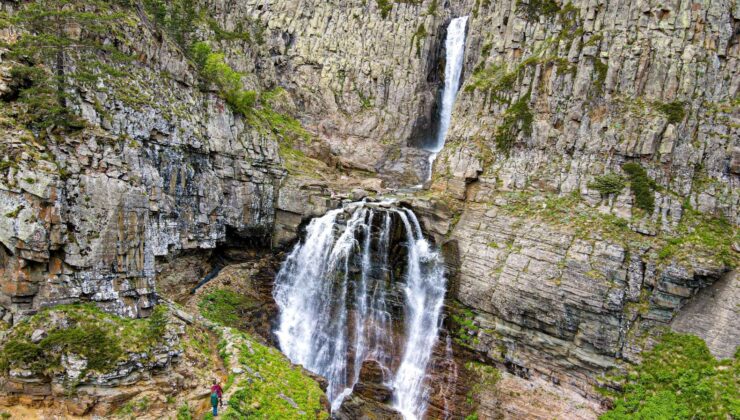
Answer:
[426, 16, 469, 178]
[273, 202, 447, 419]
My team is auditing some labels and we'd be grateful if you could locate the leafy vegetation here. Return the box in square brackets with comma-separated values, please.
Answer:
[0, 304, 169, 378]
[589, 172, 626, 196]
[622, 162, 655, 213]
[376, 0, 394, 18]
[176, 403, 193, 420]
[658, 208, 738, 268]
[190, 42, 311, 151]
[496, 191, 636, 244]
[494, 92, 533, 154]
[592, 58, 609, 96]
[191, 42, 258, 114]
[142, 0, 197, 45]
[198, 289, 257, 329]
[601, 332, 739, 419]
[463, 361, 500, 420]
[515, 0, 561, 20]
[412, 23, 428, 56]
[472, 0, 492, 17]
[450, 305, 482, 349]
[221, 332, 328, 419]
[655, 101, 686, 124]
[0, 1, 132, 129]
[376, 0, 423, 19]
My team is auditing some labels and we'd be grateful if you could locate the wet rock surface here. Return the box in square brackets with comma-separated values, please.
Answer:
[335, 360, 403, 420]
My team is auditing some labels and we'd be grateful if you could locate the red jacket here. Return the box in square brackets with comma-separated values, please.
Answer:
[211, 384, 223, 398]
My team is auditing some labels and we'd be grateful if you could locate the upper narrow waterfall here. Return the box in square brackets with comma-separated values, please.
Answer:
[428, 16, 468, 154]
[273, 201, 447, 419]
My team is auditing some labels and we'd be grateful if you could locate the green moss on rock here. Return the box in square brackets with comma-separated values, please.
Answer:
[225, 340, 328, 418]
[494, 92, 533, 154]
[0, 304, 170, 377]
[658, 209, 738, 269]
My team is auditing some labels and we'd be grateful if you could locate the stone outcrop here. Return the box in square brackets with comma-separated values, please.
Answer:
[418, 0, 738, 409]
[0, 0, 288, 321]
[434, 0, 738, 226]
[202, 0, 453, 182]
[671, 270, 739, 359]
[335, 360, 403, 420]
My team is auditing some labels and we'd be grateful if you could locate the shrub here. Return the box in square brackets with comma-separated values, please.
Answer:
[592, 58, 608, 95]
[1, 326, 122, 375]
[191, 44, 258, 115]
[656, 101, 686, 124]
[601, 332, 739, 419]
[377, 0, 393, 18]
[515, 0, 561, 20]
[0, 303, 169, 377]
[176, 404, 192, 420]
[658, 210, 738, 268]
[588, 172, 625, 196]
[412, 23, 428, 56]
[190, 42, 212, 68]
[622, 162, 655, 213]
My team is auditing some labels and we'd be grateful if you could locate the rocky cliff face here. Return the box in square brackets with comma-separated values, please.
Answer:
[425, 0, 739, 410]
[0, 0, 288, 322]
[0, 0, 738, 418]
[201, 0, 462, 183]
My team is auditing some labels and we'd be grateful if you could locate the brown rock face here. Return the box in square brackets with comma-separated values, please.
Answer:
[353, 360, 394, 403]
[335, 360, 403, 420]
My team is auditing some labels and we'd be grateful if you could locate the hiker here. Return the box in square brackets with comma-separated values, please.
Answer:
[211, 379, 223, 416]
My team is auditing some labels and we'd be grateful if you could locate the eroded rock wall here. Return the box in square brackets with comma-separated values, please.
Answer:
[426, 0, 739, 403]
[202, 0, 461, 183]
[0, 2, 284, 321]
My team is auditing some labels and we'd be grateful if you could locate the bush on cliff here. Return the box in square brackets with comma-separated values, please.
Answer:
[588, 172, 626, 197]
[601, 332, 739, 419]
[622, 162, 655, 213]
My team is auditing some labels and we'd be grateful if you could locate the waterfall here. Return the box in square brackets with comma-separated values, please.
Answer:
[425, 16, 469, 179]
[273, 202, 447, 419]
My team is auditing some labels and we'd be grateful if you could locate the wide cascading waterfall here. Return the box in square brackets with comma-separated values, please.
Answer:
[425, 16, 469, 179]
[273, 202, 447, 419]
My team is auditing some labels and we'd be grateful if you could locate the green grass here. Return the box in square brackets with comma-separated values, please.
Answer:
[198, 289, 257, 329]
[450, 304, 482, 349]
[0, 304, 169, 378]
[601, 332, 739, 419]
[221, 332, 329, 419]
[191, 42, 258, 116]
[176, 403, 193, 420]
[412, 23, 428, 56]
[592, 58, 608, 96]
[496, 191, 636, 244]
[658, 209, 738, 269]
[494, 92, 533, 154]
[515, 0, 560, 20]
